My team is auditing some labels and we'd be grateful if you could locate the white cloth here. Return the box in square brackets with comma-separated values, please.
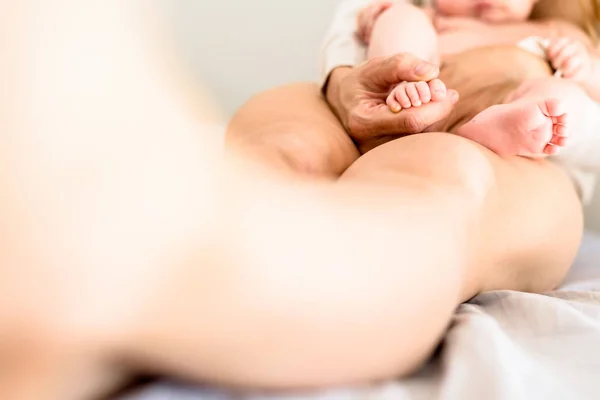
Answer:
[319, 0, 370, 88]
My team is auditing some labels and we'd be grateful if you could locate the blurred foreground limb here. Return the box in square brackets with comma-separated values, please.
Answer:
[0, 1, 584, 400]
[0, 0, 226, 398]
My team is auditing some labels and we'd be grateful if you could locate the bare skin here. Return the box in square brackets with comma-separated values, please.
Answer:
[0, 1, 584, 399]
[227, 84, 361, 177]
[368, 2, 597, 158]
[228, 55, 460, 162]
[214, 83, 583, 390]
[457, 97, 569, 157]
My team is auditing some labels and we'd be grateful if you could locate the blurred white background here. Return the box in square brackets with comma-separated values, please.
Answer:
[168, 0, 341, 119]
[168, 0, 600, 231]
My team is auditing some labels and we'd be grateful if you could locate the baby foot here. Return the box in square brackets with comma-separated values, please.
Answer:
[456, 98, 569, 157]
[386, 79, 448, 113]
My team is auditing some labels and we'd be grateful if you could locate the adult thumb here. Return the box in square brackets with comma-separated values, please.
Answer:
[368, 53, 440, 89]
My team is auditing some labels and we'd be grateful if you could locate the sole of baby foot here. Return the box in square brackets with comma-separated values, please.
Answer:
[455, 97, 569, 157]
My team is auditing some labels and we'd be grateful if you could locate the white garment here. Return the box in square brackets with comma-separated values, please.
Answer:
[319, 0, 600, 203]
[319, 0, 370, 88]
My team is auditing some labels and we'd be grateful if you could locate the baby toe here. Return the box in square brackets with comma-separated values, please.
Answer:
[429, 79, 447, 101]
[550, 135, 569, 147]
[542, 98, 566, 118]
[406, 84, 422, 107]
[543, 144, 561, 156]
[416, 81, 432, 104]
[386, 93, 402, 113]
[553, 122, 569, 137]
[394, 86, 412, 109]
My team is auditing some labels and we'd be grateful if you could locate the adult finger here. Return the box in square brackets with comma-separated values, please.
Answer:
[364, 53, 440, 89]
[371, 90, 459, 134]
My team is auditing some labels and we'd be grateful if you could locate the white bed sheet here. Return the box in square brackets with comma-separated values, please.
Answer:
[126, 233, 600, 400]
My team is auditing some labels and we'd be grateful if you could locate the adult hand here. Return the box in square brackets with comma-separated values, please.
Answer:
[356, 0, 394, 45]
[325, 53, 459, 154]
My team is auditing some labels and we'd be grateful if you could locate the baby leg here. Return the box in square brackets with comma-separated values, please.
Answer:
[368, 3, 444, 112]
[455, 78, 594, 158]
[368, 3, 438, 63]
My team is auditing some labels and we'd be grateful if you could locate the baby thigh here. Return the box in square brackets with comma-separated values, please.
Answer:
[368, 3, 439, 64]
